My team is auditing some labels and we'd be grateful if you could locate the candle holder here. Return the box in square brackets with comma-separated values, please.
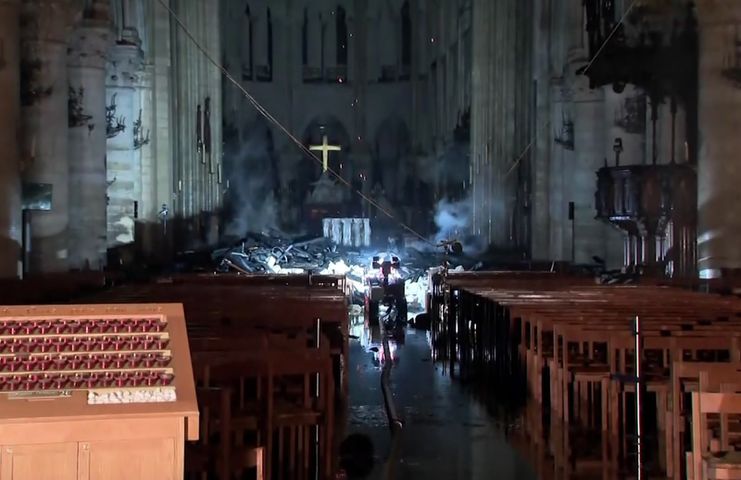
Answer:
[21, 321, 37, 335]
[52, 356, 67, 370]
[51, 374, 66, 389]
[159, 372, 174, 386]
[52, 320, 68, 334]
[85, 373, 99, 389]
[38, 320, 52, 335]
[95, 319, 110, 333]
[83, 338, 97, 352]
[69, 337, 83, 350]
[7, 375, 22, 391]
[38, 355, 52, 371]
[67, 320, 82, 334]
[115, 372, 130, 388]
[83, 356, 97, 369]
[52, 337, 67, 352]
[69, 373, 84, 388]
[156, 354, 171, 367]
[38, 374, 52, 390]
[5, 321, 20, 335]
[39, 338, 54, 353]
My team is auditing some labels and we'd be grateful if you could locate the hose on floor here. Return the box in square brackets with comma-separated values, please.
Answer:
[378, 311, 403, 479]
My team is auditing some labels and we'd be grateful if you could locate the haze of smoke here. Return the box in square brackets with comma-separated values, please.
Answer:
[224, 127, 279, 237]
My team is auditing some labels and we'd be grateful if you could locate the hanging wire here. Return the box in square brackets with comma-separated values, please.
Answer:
[155, 0, 434, 246]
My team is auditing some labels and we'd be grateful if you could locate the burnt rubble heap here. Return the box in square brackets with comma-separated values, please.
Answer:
[209, 232, 461, 280]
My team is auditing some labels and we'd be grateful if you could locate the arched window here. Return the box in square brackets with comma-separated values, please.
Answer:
[267, 7, 273, 79]
[336, 6, 348, 66]
[401, 0, 411, 67]
[241, 3, 253, 80]
[302, 8, 309, 65]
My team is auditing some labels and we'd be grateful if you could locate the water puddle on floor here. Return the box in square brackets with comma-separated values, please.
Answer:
[342, 313, 656, 479]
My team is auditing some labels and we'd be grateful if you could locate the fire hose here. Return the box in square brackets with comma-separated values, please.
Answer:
[378, 309, 403, 479]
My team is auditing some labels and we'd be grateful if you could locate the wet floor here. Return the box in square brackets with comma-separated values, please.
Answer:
[343, 316, 538, 479]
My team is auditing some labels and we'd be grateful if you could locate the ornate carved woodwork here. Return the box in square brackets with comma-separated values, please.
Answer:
[595, 162, 696, 271]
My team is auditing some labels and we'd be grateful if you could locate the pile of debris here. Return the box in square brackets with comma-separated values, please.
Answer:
[213, 233, 351, 274]
[207, 232, 472, 311]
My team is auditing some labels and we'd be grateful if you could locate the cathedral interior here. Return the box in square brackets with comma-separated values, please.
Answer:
[1, 0, 741, 479]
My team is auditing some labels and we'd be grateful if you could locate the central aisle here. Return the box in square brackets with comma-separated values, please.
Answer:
[344, 319, 537, 479]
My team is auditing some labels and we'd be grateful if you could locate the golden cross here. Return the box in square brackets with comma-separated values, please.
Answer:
[309, 135, 341, 172]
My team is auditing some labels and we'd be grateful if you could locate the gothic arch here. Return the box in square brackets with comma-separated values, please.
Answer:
[373, 116, 411, 201]
[336, 5, 348, 66]
[401, 0, 411, 68]
[240, 2, 254, 79]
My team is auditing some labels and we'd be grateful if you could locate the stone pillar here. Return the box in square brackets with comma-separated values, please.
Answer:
[21, 0, 74, 273]
[67, 1, 111, 270]
[567, 67, 610, 265]
[106, 41, 143, 247]
[0, 0, 22, 278]
[136, 64, 156, 255]
[696, 1, 741, 278]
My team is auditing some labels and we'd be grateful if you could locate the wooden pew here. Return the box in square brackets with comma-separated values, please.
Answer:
[433, 271, 741, 477]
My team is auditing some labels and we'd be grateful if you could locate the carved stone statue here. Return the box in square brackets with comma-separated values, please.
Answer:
[196, 104, 203, 154]
[204, 97, 212, 155]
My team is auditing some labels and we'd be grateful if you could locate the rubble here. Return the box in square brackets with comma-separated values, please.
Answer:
[207, 232, 472, 311]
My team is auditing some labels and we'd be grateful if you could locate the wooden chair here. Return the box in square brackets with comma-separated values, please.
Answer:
[185, 386, 265, 480]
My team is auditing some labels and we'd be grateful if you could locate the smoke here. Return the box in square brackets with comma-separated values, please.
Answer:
[223, 123, 280, 237]
[433, 196, 472, 244]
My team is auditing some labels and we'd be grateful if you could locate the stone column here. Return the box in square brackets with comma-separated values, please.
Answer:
[21, 0, 75, 273]
[696, 1, 741, 278]
[106, 40, 143, 247]
[531, 0, 552, 260]
[567, 71, 617, 265]
[67, 1, 111, 270]
[0, 0, 22, 278]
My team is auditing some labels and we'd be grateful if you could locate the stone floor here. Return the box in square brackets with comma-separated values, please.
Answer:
[343, 317, 538, 479]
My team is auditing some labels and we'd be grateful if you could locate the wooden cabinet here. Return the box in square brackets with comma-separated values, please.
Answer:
[0, 443, 78, 480]
[0, 304, 198, 480]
